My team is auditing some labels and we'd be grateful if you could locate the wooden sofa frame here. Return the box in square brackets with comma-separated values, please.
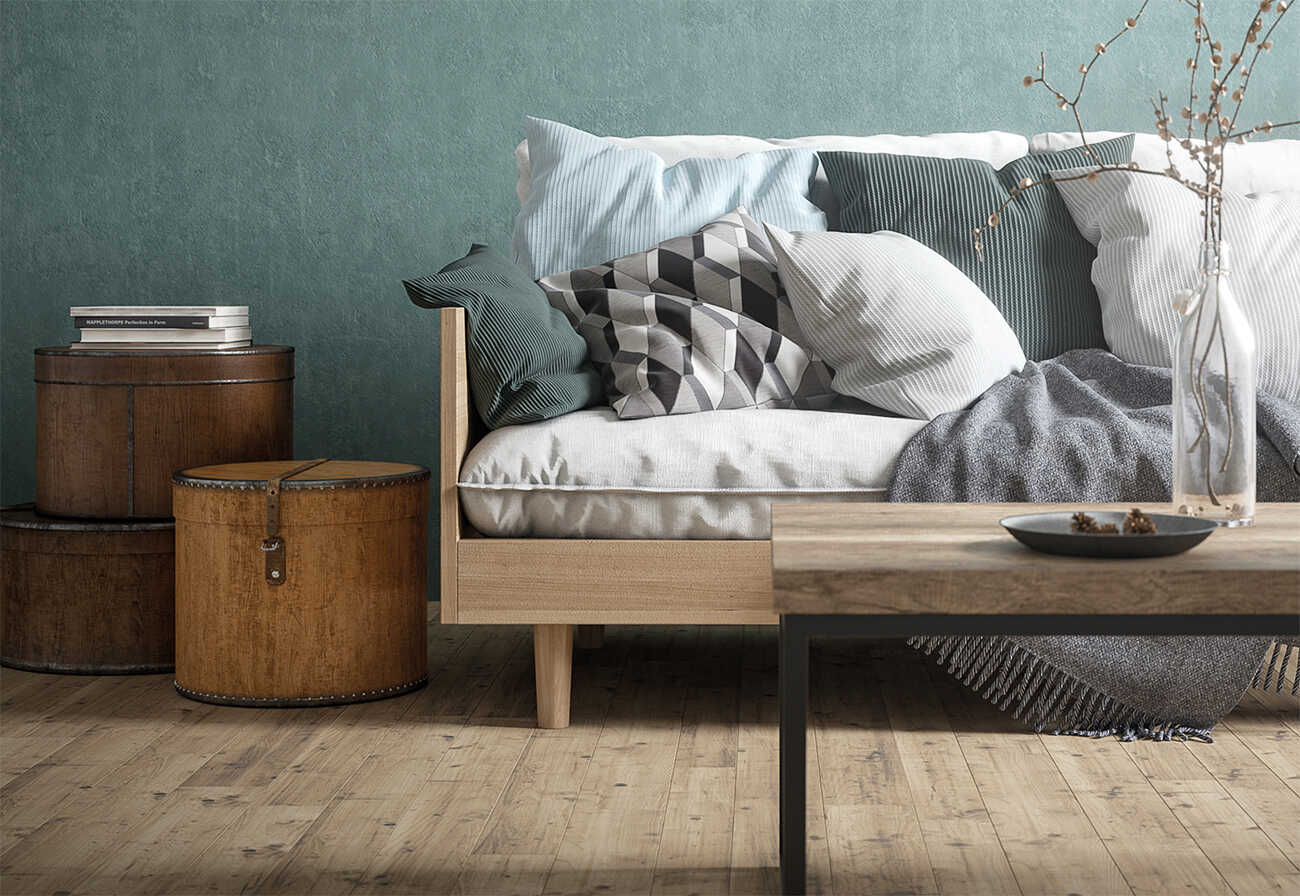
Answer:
[439, 308, 775, 727]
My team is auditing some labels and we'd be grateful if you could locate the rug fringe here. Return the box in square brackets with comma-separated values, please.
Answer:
[1250, 640, 1299, 697]
[907, 636, 1217, 743]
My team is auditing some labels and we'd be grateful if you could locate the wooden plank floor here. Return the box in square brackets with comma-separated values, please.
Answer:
[2, 609, 1298, 895]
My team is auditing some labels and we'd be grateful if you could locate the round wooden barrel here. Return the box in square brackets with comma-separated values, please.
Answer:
[172, 460, 430, 706]
[35, 345, 294, 519]
[1, 506, 175, 674]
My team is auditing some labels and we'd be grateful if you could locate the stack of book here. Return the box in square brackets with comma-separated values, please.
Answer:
[71, 306, 252, 349]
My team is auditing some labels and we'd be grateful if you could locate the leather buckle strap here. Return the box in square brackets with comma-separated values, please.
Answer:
[262, 458, 330, 586]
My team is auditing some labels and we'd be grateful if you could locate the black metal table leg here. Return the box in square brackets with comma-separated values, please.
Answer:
[779, 615, 809, 895]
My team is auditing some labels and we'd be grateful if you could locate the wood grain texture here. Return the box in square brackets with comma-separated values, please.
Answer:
[1126, 735, 1300, 894]
[457, 539, 774, 625]
[130, 380, 292, 514]
[933, 668, 1133, 895]
[35, 346, 293, 518]
[171, 464, 428, 705]
[772, 502, 1300, 615]
[440, 307, 472, 625]
[533, 624, 573, 730]
[868, 647, 1022, 895]
[4, 622, 1296, 895]
[34, 382, 131, 517]
[1, 509, 175, 673]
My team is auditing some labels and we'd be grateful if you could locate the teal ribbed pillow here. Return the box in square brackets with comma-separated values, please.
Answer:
[819, 135, 1134, 360]
[404, 245, 603, 428]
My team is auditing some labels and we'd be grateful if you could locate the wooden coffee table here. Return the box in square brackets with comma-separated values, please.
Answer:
[771, 502, 1300, 895]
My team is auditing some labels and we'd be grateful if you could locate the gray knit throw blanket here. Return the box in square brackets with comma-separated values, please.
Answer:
[887, 350, 1300, 741]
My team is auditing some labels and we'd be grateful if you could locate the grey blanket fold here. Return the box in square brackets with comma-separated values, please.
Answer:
[887, 350, 1300, 741]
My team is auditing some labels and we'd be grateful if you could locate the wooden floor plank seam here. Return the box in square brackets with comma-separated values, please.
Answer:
[1039, 727, 1233, 896]
[531, 659, 630, 896]
[21, 704, 251, 893]
[1182, 725, 1300, 873]
[2, 622, 1297, 896]
[921, 652, 1136, 896]
[870, 645, 1024, 896]
[602, 629, 693, 896]
[347, 625, 536, 893]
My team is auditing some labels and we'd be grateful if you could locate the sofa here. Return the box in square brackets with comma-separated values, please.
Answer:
[425, 120, 1300, 728]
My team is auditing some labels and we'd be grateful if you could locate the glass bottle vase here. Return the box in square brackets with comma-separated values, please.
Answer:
[1172, 241, 1256, 526]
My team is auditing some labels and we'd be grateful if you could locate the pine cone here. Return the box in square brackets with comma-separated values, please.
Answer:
[1123, 507, 1158, 534]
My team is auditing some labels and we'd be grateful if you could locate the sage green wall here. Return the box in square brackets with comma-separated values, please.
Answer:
[3, 1, 1296, 587]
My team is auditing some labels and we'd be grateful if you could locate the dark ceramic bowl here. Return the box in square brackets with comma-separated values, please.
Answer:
[999, 511, 1219, 559]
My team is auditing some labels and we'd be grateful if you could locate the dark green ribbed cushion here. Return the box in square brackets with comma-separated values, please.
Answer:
[819, 135, 1134, 360]
[404, 245, 602, 428]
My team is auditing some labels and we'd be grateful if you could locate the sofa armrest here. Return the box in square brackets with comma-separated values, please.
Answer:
[439, 307, 477, 622]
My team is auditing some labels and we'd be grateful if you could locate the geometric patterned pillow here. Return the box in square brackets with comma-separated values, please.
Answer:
[538, 209, 836, 418]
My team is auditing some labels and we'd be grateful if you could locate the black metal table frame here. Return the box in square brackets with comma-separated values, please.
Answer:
[778, 612, 1299, 896]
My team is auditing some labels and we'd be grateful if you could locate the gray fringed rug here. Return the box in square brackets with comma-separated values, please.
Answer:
[887, 350, 1300, 741]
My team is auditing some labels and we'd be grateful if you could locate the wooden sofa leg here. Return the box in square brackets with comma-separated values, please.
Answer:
[575, 624, 605, 650]
[534, 624, 573, 729]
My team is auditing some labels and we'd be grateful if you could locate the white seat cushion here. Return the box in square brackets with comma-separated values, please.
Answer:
[458, 407, 926, 539]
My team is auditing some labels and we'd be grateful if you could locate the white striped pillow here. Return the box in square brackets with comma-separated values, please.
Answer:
[1056, 170, 1300, 402]
[765, 226, 1026, 421]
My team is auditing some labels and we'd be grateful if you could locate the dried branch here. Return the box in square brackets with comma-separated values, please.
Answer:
[983, 0, 1294, 505]
[1224, 117, 1300, 138]
[977, 0, 1295, 256]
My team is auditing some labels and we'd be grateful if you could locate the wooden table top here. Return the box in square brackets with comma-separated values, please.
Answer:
[771, 502, 1300, 616]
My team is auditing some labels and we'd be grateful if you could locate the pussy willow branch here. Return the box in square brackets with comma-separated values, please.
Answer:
[981, 0, 1294, 511]
[972, 161, 1216, 260]
[1216, 4, 1291, 235]
[1218, 286, 1235, 472]
[1032, 0, 1151, 167]
[1152, 92, 1180, 176]
[1186, 283, 1212, 454]
[1179, 0, 1208, 161]
[1225, 117, 1300, 137]
[1224, 2, 1287, 136]
[1178, 0, 1213, 235]
[976, 0, 1296, 254]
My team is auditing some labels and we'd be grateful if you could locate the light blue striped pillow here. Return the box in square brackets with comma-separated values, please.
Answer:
[513, 117, 826, 279]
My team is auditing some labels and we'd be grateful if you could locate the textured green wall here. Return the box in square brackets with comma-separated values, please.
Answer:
[3, 1, 1296, 585]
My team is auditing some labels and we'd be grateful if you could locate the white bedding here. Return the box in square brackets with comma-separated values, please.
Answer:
[458, 407, 927, 539]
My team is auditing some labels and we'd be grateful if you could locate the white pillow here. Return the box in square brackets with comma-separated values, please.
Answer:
[764, 227, 1027, 420]
[1030, 131, 1300, 193]
[1055, 169, 1300, 402]
[513, 130, 1031, 218]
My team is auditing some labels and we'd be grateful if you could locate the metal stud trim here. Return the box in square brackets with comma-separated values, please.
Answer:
[172, 469, 430, 491]
[173, 675, 428, 706]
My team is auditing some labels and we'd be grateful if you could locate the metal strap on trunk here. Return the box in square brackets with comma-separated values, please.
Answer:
[261, 458, 331, 586]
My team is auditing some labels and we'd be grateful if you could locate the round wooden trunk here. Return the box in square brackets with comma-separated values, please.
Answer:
[35, 346, 294, 519]
[1, 506, 175, 674]
[172, 460, 430, 707]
